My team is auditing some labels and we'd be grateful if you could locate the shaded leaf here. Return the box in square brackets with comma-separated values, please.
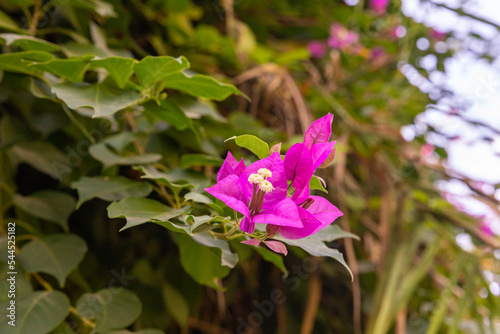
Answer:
[180, 154, 223, 168]
[107, 197, 186, 231]
[76, 288, 141, 333]
[142, 100, 192, 130]
[18, 234, 87, 287]
[89, 142, 162, 168]
[52, 82, 141, 118]
[0, 291, 70, 334]
[275, 235, 353, 280]
[176, 233, 230, 289]
[71, 176, 153, 209]
[11, 141, 67, 180]
[192, 232, 239, 268]
[13, 190, 75, 230]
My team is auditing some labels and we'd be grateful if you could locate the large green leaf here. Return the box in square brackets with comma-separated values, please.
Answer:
[226, 134, 269, 159]
[191, 232, 239, 268]
[76, 288, 141, 333]
[18, 234, 87, 287]
[90, 57, 137, 88]
[0, 9, 20, 32]
[0, 33, 60, 52]
[13, 190, 75, 231]
[89, 142, 162, 168]
[180, 154, 223, 168]
[0, 51, 53, 77]
[142, 100, 192, 130]
[163, 72, 243, 101]
[176, 233, 230, 289]
[0, 291, 70, 334]
[275, 235, 353, 280]
[52, 82, 141, 118]
[11, 141, 67, 180]
[30, 58, 89, 82]
[133, 165, 195, 191]
[134, 56, 189, 87]
[107, 197, 186, 231]
[71, 176, 153, 209]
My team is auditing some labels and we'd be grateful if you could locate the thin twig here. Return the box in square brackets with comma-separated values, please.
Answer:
[300, 269, 322, 334]
[29, 0, 43, 36]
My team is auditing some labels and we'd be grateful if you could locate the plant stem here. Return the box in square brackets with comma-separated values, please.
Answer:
[29, 0, 43, 36]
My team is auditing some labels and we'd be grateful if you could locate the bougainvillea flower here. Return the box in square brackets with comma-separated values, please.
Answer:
[308, 41, 326, 58]
[303, 113, 336, 169]
[206, 152, 302, 234]
[370, 0, 389, 14]
[217, 151, 246, 182]
[328, 23, 358, 50]
[280, 196, 343, 239]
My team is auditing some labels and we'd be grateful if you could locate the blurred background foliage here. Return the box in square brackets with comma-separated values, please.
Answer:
[0, 0, 499, 333]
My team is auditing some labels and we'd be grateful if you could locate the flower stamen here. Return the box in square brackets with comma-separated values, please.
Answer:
[258, 168, 272, 179]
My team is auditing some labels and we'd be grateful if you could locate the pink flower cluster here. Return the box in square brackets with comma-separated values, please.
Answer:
[307, 23, 386, 61]
[206, 114, 343, 250]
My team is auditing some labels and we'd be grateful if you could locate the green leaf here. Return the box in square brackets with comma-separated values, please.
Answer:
[0, 291, 70, 334]
[275, 235, 353, 280]
[90, 57, 137, 88]
[134, 56, 189, 87]
[176, 233, 230, 289]
[107, 197, 186, 231]
[309, 175, 328, 193]
[76, 288, 141, 333]
[89, 142, 162, 168]
[0, 51, 53, 77]
[0, 10, 20, 32]
[184, 192, 213, 204]
[180, 154, 223, 168]
[18, 234, 87, 287]
[71, 176, 153, 209]
[235, 239, 288, 275]
[13, 190, 75, 230]
[309, 225, 359, 242]
[52, 82, 141, 118]
[30, 58, 88, 82]
[162, 283, 189, 328]
[133, 165, 194, 191]
[142, 100, 192, 130]
[11, 141, 67, 180]
[156, 215, 229, 235]
[192, 232, 239, 268]
[226, 134, 269, 159]
[0, 34, 60, 52]
[163, 72, 244, 101]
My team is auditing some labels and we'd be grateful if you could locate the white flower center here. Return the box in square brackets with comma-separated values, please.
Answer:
[259, 180, 275, 193]
[258, 168, 272, 179]
[248, 173, 264, 184]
